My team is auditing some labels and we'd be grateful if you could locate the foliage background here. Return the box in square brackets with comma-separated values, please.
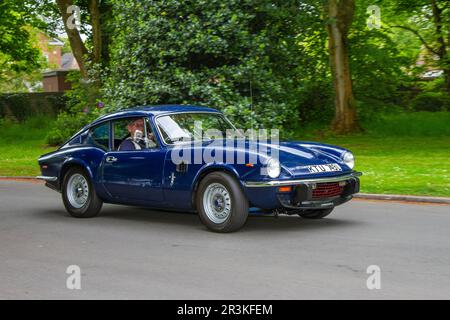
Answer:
[102, 0, 311, 134]
[39, 0, 449, 144]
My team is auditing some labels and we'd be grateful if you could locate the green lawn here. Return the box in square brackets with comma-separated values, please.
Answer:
[0, 113, 449, 197]
[295, 112, 450, 197]
[0, 117, 56, 177]
[319, 136, 450, 197]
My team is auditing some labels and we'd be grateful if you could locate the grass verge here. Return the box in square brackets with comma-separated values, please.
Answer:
[320, 136, 450, 198]
[0, 116, 56, 176]
[296, 112, 450, 197]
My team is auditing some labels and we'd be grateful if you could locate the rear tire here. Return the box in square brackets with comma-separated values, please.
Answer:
[298, 208, 334, 219]
[196, 172, 249, 233]
[62, 167, 103, 218]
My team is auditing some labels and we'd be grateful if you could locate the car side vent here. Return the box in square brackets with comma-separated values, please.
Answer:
[176, 162, 188, 173]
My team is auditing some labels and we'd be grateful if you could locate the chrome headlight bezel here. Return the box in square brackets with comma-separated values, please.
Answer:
[342, 151, 355, 169]
[266, 158, 281, 178]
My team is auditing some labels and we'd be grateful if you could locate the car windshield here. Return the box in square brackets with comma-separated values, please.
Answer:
[156, 112, 241, 144]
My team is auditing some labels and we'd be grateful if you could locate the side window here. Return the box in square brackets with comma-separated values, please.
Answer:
[113, 119, 132, 151]
[60, 134, 81, 149]
[113, 117, 158, 151]
[87, 122, 110, 151]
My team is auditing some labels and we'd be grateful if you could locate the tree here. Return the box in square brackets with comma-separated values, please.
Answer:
[53, 0, 112, 78]
[0, 27, 49, 93]
[346, 0, 409, 118]
[55, 0, 88, 77]
[324, 0, 360, 134]
[0, 0, 42, 83]
[384, 0, 450, 93]
[102, 0, 315, 131]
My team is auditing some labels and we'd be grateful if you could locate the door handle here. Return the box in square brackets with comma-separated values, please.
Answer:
[106, 156, 118, 163]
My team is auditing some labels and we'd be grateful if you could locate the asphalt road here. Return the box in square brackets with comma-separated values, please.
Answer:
[0, 180, 449, 300]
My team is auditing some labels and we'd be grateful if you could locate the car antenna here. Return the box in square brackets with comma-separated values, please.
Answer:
[249, 75, 254, 130]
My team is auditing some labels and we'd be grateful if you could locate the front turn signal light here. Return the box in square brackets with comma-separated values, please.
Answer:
[278, 186, 292, 193]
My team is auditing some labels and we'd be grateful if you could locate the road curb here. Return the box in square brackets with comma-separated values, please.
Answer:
[355, 193, 450, 204]
[0, 176, 38, 180]
[0, 176, 42, 184]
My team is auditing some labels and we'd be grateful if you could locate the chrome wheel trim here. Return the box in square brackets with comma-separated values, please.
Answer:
[67, 173, 89, 209]
[202, 183, 232, 224]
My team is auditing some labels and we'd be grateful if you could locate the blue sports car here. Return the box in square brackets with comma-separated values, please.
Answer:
[37, 105, 361, 232]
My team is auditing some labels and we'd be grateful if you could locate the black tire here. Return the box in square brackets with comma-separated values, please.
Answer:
[196, 172, 249, 233]
[62, 167, 103, 218]
[298, 208, 334, 219]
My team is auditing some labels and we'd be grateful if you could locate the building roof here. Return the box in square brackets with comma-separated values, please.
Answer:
[48, 38, 64, 46]
[42, 70, 71, 77]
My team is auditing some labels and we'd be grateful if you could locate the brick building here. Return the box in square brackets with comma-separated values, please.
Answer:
[37, 33, 80, 92]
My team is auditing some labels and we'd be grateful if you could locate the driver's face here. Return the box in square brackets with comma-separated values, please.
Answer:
[128, 119, 144, 136]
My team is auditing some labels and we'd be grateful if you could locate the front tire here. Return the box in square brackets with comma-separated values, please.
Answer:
[196, 172, 249, 233]
[298, 208, 334, 219]
[62, 167, 103, 218]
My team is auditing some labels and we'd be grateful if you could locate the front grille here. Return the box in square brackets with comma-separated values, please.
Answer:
[312, 182, 344, 199]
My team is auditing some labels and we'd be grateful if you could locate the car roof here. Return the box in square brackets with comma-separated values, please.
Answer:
[88, 105, 221, 128]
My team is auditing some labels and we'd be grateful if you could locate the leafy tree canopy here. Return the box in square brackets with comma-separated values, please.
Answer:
[0, 0, 44, 77]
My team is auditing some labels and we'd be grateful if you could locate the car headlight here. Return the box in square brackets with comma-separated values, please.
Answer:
[266, 158, 281, 178]
[342, 152, 355, 169]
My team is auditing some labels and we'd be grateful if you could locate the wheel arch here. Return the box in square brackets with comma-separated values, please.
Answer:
[190, 164, 245, 209]
[59, 159, 93, 189]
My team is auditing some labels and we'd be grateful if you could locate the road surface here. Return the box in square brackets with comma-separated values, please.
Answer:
[0, 180, 449, 299]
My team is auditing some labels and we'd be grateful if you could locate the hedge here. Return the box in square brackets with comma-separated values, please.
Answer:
[0, 92, 67, 122]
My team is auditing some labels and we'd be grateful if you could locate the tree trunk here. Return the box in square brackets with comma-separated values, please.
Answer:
[325, 0, 360, 134]
[56, 0, 88, 78]
[431, 0, 450, 94]
[447, 29, 450, 93]
[89, 0, 102, 64]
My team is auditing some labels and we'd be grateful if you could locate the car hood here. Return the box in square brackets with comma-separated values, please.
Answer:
[191, 139, 352, 177]
[264, 141, 351, 176]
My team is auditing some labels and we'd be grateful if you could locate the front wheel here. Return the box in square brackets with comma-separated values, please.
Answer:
[298, 208, 334, 219]
[196, 172, 249, 233]
[62, 167, 103, 218]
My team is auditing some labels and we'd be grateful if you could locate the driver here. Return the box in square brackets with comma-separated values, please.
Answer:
[118, 118, 155, 151]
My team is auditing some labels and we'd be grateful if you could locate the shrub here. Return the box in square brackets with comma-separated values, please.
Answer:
[0, 92, 67, 121]
[410, 92, 450, 112]
[0, 115, 55, 143]
[46, 71, 104, 146]
[101, 0, 322, 132]
[45, 111, 94, 146]
[364, 111, 450, 137]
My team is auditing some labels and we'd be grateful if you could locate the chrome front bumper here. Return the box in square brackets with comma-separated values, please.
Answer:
[243, 171, 362, 187]
[245, 171, 362, 210]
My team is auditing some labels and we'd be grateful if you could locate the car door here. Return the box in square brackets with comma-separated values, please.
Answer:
[101, 117, 166, 203]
